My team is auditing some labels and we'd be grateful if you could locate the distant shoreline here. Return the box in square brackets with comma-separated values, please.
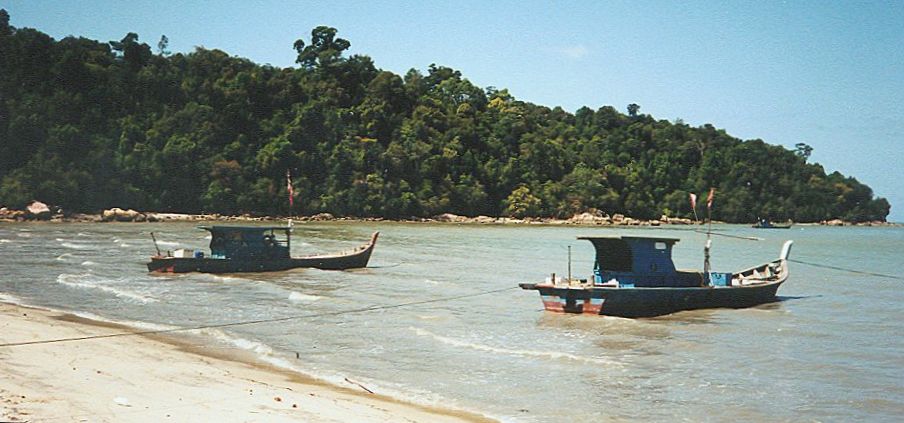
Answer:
[0, 206, 899, 227]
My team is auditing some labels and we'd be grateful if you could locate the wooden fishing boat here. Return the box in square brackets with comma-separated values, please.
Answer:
[752, 219, 792, 229]
[519, 236, 792, 318]
[147, 226, 378, 273]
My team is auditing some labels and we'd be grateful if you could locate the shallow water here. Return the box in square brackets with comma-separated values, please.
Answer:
[1, 222, 902, 422]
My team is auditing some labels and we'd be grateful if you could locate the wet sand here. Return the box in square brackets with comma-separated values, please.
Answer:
[0, 302, 494, 422]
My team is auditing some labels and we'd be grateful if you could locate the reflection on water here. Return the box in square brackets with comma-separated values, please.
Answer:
[1, 222, 903, 422]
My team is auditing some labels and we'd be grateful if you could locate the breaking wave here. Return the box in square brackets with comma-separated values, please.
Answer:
[55, 273, 158, 304]
[60, 242, 93, 250]
[56, 253, 73, 261]
[199, 328, 299, 372]
[411, 327, 621, 366]
[0, 292, 23, 304]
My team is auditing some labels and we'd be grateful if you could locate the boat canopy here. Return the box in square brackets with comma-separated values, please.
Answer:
[199, 226, 290, 259]
[577, 236, 679, 276]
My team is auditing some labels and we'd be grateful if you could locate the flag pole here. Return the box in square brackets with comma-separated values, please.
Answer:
[689, 192, 699, 224]
[286, 169, 294, 230]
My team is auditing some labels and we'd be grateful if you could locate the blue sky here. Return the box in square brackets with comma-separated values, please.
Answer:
[6, 1, 903, 221]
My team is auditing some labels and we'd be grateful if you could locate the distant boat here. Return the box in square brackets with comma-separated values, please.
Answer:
[519, 236, 792, 318]
[752, 219, 792, 229]
[147, 226, 378, 273]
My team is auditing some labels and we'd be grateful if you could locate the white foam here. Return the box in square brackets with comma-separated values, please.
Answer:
[416, 315, 443, 320]
[412, 327, 621, 366]
[201, 274, 254, 284]
[0, 239, 12, 243]
[119, 243, 131, 248]
[69, 310, 178, 332]
[424, 279, 441, 285]
[199, 328, 300, 371]
[171, 325, 486, 420]
[155, 240, 180, 246]
[61, 242, 92, 250]
[288, 292, 320, 303]
[81, 261, 97, 266]
[16, 232, 31, 238]
[56, 253, 73, 261]
[0, 292, 23, 303]
[55, 273, 158, 304]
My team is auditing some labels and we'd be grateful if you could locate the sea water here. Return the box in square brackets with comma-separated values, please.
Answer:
[1, 221, 902, 422]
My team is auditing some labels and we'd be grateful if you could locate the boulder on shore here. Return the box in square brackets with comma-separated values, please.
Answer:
[26, 201, 52, 220]
[434, 213, 466, 223]
[569, 212, 611, 225]
[472, 215, 496, 224]
[102, 207, 145, 222]
[0, 207, 26, 221]
[310, 213, 335, 221]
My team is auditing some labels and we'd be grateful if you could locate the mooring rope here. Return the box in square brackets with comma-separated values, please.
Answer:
[692, 230, 762, 241]
[0, 286, 519, 348]
[788, 258, 902, 281]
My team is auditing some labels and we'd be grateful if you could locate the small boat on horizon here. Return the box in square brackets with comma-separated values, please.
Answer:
[519, 236, 793, 318]
[147, 226, 378, 273]
[752, 218, 793, 229]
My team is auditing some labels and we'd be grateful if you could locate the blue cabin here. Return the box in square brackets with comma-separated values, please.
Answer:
[201, 226, 291, 260]
[580, 236, 723, 288]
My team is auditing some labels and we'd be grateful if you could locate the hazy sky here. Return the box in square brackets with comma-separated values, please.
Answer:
[6, 1, 903, 221]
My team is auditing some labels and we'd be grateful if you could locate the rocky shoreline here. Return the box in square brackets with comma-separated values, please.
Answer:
[0, 201, 898, 227]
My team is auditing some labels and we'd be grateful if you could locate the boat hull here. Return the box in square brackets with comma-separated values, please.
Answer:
[148, 232, 377, 273]
[520, 281, 782, 318]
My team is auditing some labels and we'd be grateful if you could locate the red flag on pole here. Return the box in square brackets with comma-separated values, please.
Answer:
[706, 188, 715, 209]
[286, 169, 294, 208]
[689, 193, 697, 211]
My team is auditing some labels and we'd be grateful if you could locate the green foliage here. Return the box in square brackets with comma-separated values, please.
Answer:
[0, 13, 891, 222]
[503, 185, 541, 218]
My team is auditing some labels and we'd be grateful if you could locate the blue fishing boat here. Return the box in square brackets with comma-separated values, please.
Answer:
[147, 226, 378, 273]
[519, 236, 793, 317]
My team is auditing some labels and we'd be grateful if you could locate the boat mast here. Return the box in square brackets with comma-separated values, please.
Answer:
[567, 245, 572, 283]
[150, 232, 161, 256]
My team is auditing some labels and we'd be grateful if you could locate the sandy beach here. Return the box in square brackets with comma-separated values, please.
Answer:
[0, 302, 493, 422]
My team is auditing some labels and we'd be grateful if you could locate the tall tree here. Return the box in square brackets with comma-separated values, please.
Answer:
[293, 26, 351, 69]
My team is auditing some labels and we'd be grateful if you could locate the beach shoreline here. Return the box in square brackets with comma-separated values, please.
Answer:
[0, 301, 495, 422]
[1, 204, 897, 226]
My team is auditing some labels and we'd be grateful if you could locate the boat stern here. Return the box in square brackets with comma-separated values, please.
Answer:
[520, 283, 605, 315]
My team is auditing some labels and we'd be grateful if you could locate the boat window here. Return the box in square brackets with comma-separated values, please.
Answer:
[655, 242, 666, 250]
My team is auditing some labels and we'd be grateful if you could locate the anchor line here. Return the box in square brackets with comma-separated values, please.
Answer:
[0, 286, 519, 348]
[788, 258, 902, 281]
[692, 230, 762, 241]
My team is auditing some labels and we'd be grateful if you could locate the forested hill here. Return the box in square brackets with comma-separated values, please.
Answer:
[0, 13, 891, 223]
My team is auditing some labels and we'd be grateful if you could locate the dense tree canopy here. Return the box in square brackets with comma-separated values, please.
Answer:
[0, 13, 891, 222]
